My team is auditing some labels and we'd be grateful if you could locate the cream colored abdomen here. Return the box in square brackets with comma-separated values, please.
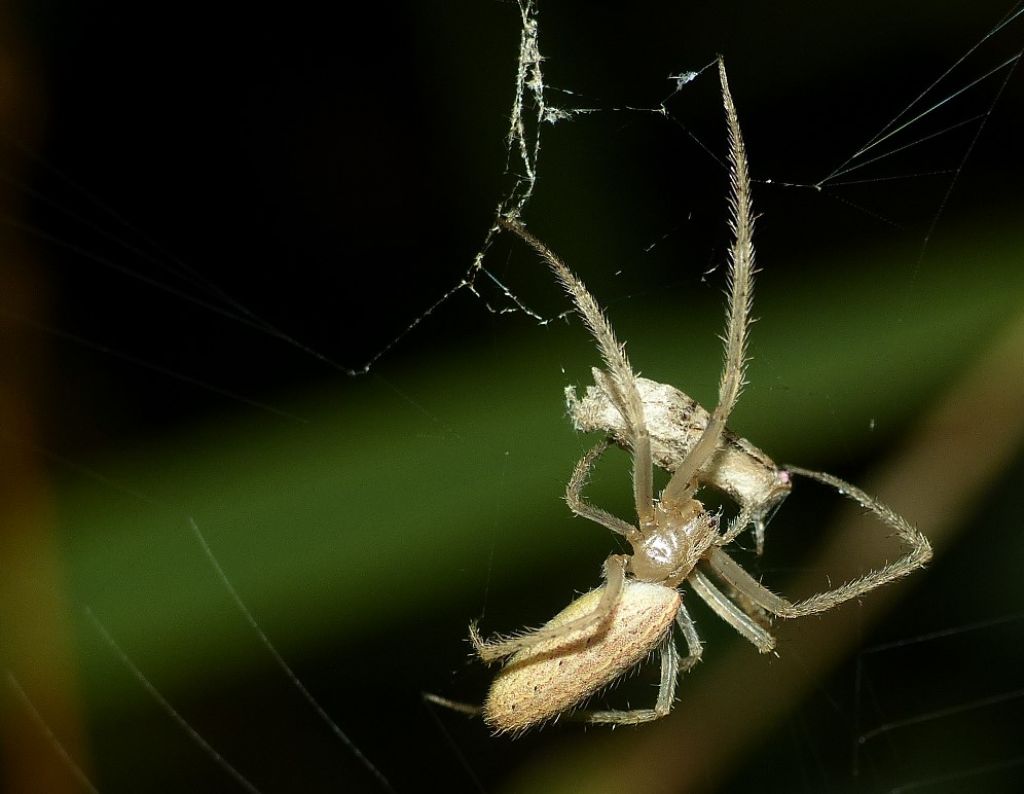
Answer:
[484, 580, 680, 733]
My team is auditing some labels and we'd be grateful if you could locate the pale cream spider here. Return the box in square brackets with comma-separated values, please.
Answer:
[434, 60, 932, 735]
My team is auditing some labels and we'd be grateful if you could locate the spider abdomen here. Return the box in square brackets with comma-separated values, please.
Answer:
[483, 580, 680, 734]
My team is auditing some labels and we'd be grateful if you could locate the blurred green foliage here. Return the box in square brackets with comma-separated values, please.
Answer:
[59, 216, 1024, 703]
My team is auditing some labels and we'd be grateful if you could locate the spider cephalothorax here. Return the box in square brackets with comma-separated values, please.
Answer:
[628, 498, 720, 585]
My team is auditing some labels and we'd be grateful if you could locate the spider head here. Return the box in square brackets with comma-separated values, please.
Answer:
[629, 500, 719, 585]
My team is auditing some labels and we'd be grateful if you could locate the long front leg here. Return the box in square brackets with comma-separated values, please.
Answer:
[498, 217, 656, 528]
[662, 58, 755, 507]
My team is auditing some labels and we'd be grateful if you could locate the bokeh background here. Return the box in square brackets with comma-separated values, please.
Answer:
[1, 1, 1022, 792]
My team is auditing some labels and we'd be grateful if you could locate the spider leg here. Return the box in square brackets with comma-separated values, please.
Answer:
[752, 518, 766, 556]
[470, 554, 629, 663]
[701, 468, 932, 618]
[688, 568, 776, 653]
[701, 547, 792, 615]
[584, 631, 679, 726]
[581, 601, 703, 725]
[498, 217, 655, 528]
[675, 600, 704, 673]
[663, 58, 755, 507]
[566, 439, 641, 540]
[717, 503, 758, 548]
[421, 693, 481, 718]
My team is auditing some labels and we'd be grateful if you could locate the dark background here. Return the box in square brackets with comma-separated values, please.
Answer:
[1, 1, 1022, 792]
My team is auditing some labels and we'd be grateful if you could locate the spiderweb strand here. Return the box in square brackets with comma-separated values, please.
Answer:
[84, 608, 262, 794]
[5, 672, 100, 794]
[185, 518, 396, 794]
[822, 3, 1024, 184]
[356, 0, 552, 375]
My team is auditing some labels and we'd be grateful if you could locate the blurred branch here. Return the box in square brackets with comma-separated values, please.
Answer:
[0, 5, 92, 791]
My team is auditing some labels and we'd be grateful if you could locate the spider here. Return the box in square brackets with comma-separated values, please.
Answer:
[445, 60, 932, 735]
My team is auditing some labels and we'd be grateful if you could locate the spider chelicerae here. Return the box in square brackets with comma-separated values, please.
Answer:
[432, 59, 932, 735]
